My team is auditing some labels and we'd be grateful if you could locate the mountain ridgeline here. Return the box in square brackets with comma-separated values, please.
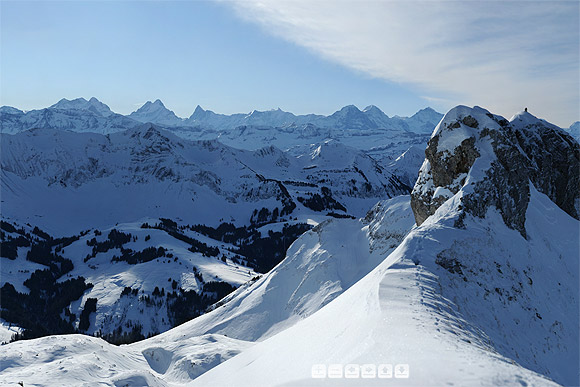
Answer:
[1, 97, 443, 134]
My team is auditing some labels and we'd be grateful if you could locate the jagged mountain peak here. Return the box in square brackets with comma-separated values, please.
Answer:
[416, 106, 437, 114]
[189, 104, 214, 121]
[327, 104, 378, 130]
[133, 99, 168, 112]
[129, 99, 183, 126]
[2, 98, 443, 137]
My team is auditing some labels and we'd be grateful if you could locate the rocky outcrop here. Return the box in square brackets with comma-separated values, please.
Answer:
[411, 106, 579, 238]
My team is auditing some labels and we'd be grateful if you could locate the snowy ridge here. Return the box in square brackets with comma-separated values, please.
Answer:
[194, 187, 574, 386]
[186, 103, 441, 133]
[0, 195, 417, 386]
[385, 144, 425, 187]
[0, 102, 140, 135]
[2, 185, 575, 386]
[194, 107, 578, 386]
[123, 196, 416, 343]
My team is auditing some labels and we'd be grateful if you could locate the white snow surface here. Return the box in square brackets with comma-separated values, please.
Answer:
[1, 188, 576, 386]
[194, 187, 577, 387]
[128, 195, 416, 343]
[0, 319, 22, 344]
[0, 196, 415, 386]
[1, 126, 406, 235]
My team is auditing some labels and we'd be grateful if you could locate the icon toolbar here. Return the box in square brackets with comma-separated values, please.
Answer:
[311, 363, 410, 379]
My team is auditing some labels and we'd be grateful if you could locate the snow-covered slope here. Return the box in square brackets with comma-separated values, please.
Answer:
[0, 124, 409, 340]
[0, 99, 442, 175]
[0, 125, 408, 235]
[123, 196, 415, 343]
[0, 218, 260, 341]
[194, 189, 573, 386]
[385, 145, 426, 187]
[0, 99, 441, 164]
[0, 195, 417, 386]
[193, 106, 579, 386]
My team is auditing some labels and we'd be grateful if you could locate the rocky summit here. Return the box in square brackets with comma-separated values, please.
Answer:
[411, 105, 579, 238]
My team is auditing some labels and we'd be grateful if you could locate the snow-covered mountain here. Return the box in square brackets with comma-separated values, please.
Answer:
[0, 124, 409, 340]
[0, 99, 442, 180]
[1, 97, 441, 139]
[0, 195, 419, 385]
[0, 105, 577, 387]
[0, 98, 141, 135]
[50, 97, 114, 117]
[186, 103, 442, 133]
[385, 144, 426, 187]
[129, 100, 184, 127]
[0, 218, 260, 342]
[0, 125, 408, 234]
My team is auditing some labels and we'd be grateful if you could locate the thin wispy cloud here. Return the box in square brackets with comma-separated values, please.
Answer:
[225, 0, 579, 126]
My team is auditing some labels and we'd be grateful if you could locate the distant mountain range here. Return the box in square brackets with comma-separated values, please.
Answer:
[0, 97, 443, 134]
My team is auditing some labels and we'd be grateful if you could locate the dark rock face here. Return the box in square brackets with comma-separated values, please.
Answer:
[513, 123, 580, 219]
[411, 106, 579, 238]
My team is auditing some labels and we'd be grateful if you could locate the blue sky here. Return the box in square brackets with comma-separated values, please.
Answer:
[1, 1, 578, 126]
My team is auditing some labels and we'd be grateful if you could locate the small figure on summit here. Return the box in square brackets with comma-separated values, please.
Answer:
[525, 107, 528, 112]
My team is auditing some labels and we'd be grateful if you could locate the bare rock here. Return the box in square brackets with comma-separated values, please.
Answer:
[411, 106, 579, 238]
